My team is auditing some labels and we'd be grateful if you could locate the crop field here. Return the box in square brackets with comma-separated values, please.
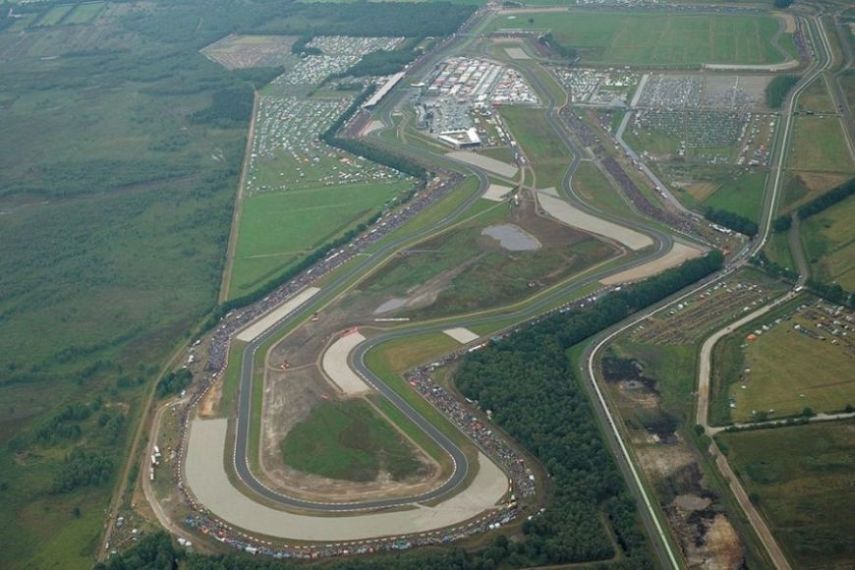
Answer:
[801, 194, 855, 289]
[778, 170, 853, 212]
[796, 76, 836, 114]
[33, 4, 74, 26]
[788, 116, 855, 172]
[228, 180, 409, 296]
[717, 420, 855, 568]
[715, 299, 855, 423]
[63, 2, 106, 25]
[280, 399, 427, 482]
[361, 197, 616, 319]
[489, 11, 793, 65]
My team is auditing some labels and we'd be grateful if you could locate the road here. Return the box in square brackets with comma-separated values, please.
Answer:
[580, 10, 832, 570]
[224, 16, 682, 517]
[140, 5, 824, 568]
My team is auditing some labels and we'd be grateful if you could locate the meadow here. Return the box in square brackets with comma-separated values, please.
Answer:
[0, 42, 247, 570]
[788, 116, 855, 172]
[712, 298, 855, 423]
[500, 105, 572, 187]
[361, 200, 616, 319]
[702, 170, 768, 222]
[280, 399, 426, 482]
[488, 11, 793, 65]
[718, 420, 855, 568]
[801, 193, 855, 289]
[228, 181, 411, 298]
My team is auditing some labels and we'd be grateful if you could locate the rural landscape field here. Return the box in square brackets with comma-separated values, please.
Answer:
[0, 0, 852, 569]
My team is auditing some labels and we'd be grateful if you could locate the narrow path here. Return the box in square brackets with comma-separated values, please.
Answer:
[218, 90, 260, 303]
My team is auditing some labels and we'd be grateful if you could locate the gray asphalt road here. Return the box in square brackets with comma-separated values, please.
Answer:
[227, 30, 678, 515]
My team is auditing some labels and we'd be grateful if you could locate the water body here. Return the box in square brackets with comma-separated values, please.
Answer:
[481, 224, 541, 251]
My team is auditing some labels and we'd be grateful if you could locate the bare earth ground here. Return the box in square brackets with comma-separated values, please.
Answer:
[602, 242, 704, 285]
[256, 295, 445, 502]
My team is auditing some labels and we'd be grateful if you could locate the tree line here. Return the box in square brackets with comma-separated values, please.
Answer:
[705, 208, 758, 236]
[796, 177, 854, 219]
[765, 75, 799, 108]
[539, 32, 578, 61]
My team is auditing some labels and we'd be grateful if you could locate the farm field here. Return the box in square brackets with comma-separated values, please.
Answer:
[63, 2, 106, 25]
[280, 399, 427, 482]
[663, 166, 768, 222]
[228, 180, 410, 298]
[488, 11, 794, 65]
[702, 170, 768, 222]
[788, 116, 855, 172]
[778, 170, 852, 213]
[796, 76, 835, 114]
[33, 4, 74, 26]
[718, 420, 855, 569]
[714, 298, 855, 423]
[801, 193, 855, 289]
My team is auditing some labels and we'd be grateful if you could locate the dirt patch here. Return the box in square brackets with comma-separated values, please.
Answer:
[373, 254, 483, 315]
[602, 242, 704, 285]
[198, 378, 221, 418]
[682, 180, 719, 202]
[778, 12, 796, 34]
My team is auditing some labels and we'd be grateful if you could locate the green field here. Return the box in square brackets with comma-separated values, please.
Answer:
[62, 2, 106, 25]
[715, 299, 855, 423]
[33, 4, 74, 26]
[801, 193, 855, 289]
[788, 116, 855, 172]
[362, 202, 616, 318]
[228, 181, 410, 297]
[763, 231, 795, 271]
[703, 170, 767, 222]
[797, 76, 836, 114]
[281, 399, 426, 482]
[779, 170, 853, 213]
[718, 421, 855, 568]
[500, 105, 571, 187]
[572, 160, 635, 219]
[488, 11, 793, 65]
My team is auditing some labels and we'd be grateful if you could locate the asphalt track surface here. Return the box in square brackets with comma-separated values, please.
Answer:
[213, 8, 814, 568]
[227, 25, 682, 515]
[214, 8, 826, 563]
[578, 13, 830, 569]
